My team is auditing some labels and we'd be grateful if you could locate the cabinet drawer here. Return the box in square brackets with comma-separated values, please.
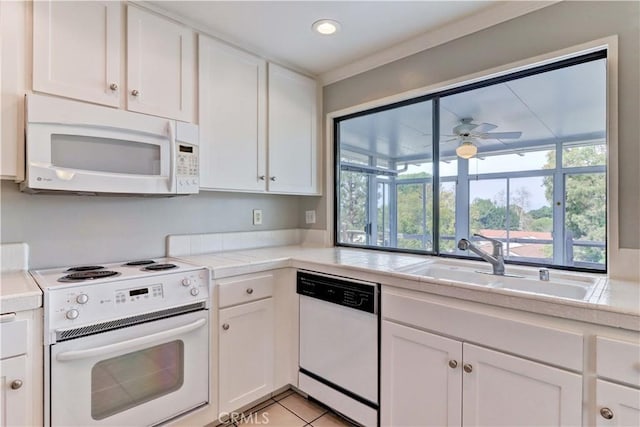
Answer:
[597, 336, 640, 387]
[218, 273, 274, 308]
[0, 318, 28, 359]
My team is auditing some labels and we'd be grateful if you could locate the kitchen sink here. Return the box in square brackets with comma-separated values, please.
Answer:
[396, 261, 601, 301]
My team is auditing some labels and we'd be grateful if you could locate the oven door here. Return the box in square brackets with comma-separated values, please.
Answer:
[50, 310, 209, 427]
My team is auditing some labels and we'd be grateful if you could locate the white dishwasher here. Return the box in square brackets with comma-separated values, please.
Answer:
[297, 271, 379, 426]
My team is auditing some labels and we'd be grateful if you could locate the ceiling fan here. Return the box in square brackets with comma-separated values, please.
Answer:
[446, 118, 523, 159]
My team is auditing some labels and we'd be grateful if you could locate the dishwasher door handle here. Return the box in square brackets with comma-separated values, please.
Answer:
[56, 317, 207, 362]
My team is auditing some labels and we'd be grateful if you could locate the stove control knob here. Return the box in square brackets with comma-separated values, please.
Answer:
[66, 309, 79, 320]
[76, 294, 89, 304]
[182, 278, 191, 287]
[190, 288, 199, 296]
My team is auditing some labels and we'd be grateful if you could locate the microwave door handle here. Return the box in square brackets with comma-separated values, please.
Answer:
[168, 121, 177, 193]
[55, 317, 206, 362]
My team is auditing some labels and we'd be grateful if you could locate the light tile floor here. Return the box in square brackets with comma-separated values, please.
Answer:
[213, 390, 358, 427]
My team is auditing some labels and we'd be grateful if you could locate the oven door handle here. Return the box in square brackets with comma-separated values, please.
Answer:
[55, 317, 207, 362]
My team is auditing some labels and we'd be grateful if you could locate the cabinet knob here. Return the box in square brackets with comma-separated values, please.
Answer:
[463, 364, 473, 373]
[222, 323, 230, 331]
[246, 288, 254, 294]
[448, 360, 458, 369]
[270, 176, 276, 181]
[131, 89, 140, 97]
[600, 407, 614, 420]
[109, 83, 118, 91]
[258, 175, 266, 181]
[10, 379, 23, 390]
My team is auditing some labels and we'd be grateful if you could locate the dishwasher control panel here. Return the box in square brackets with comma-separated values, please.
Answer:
[297, 271, 378, 314]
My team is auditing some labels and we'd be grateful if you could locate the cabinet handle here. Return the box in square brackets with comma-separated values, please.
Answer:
[258, 175, 266, 181]
[600, 407, 614, 420]
[131, 89, 140, 97]
[222, 323, 230, 331]
[246, 288, 254, 294]
[463, 364, 473, 373]
[270, 176, 276, 181]
[10, 379, 23, 390]
[109, 83, 118, 91]
[448, 360, 458, 369]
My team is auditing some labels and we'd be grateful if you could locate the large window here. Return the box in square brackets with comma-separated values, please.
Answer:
[336, 51, 607, 271]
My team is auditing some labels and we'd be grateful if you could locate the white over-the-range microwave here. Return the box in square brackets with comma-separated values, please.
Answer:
[21, 94, 199, 196]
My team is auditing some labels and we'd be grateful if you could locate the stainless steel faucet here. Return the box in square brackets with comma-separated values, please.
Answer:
[458, 233, 505, 275]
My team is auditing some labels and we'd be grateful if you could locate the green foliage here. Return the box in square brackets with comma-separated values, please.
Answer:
[542, 145, 606, 264]
[339, 171, 368, 243]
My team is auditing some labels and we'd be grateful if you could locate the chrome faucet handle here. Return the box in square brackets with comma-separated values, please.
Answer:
[472, 233, 504, 255]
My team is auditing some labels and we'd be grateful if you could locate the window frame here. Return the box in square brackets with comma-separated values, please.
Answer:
[333, 49, 608, 273]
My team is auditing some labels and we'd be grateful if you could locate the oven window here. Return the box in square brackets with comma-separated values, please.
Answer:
[51, 134, 162, 175]
[91, 340, 184, 420]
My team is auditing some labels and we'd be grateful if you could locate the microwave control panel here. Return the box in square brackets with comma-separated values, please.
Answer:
[176, 144, 199, 193]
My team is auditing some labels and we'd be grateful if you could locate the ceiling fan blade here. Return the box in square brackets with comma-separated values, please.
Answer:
[443, 137, 458, 142]
[477, 131, 522, 140]
[473, 122, 498, 133]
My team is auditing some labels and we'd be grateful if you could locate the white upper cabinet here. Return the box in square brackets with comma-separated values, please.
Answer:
[31, 3, 194, 122]
[33, 1, 121, 107]
[1, 0, 29, 180]
[127, 6, 195, 122]
[199, 35, 266, 191]
[268, 63, 319, 194]
[198, 41, 320, 195]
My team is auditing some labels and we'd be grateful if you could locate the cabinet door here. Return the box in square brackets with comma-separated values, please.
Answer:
[127, 6, 194, 122]
[1, 0, 28, 180]
[218, 298, 274, 415]
[596, 379, 640, 426]
[0, 356, 28, 427]
[381, 320, 462, 427]
[33, 0, 121, 107]
[267, 63, 319, 194]
[462, 343, 582, 426]
[199, 35, 266, 191]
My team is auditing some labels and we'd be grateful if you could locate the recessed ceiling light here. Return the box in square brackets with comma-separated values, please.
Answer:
[312, 19, 341, 35]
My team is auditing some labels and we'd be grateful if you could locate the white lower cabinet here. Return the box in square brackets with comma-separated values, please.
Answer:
[0, 356, 27, 427]
[381, 321, 462, 426]
[381, 319, 582, 426]
[218, 297, 274, 415]
[596, 336, 640, 426]
[596, 380, 640, 426]
[462, 343, 582, 426]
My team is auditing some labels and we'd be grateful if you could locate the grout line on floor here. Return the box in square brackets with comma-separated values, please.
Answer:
[275, 400, 311, 424]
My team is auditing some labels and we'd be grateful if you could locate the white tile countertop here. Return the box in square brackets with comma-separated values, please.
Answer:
[0, 243, 42, 313]
[0, 270, 42, 313]
[179, 245, 640, 331]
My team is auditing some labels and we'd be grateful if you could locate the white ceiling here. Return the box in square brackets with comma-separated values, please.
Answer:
[148, 1, 500, 78]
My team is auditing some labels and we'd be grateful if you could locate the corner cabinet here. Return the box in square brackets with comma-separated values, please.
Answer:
[32, 2, 195, 122]
[198, 37, 320, 195]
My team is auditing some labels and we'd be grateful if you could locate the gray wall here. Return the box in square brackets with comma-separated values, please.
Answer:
[323, 0, 640, 249]
[1, 181, 304, 268]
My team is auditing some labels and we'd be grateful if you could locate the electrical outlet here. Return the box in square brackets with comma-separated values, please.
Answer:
[305, 210, 316, 224]
[253, 209, 263, 225]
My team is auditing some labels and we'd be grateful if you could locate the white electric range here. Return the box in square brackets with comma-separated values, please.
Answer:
[31, 258, 211, 427]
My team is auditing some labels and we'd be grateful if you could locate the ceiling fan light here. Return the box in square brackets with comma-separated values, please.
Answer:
[456, 141, 477, 159]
